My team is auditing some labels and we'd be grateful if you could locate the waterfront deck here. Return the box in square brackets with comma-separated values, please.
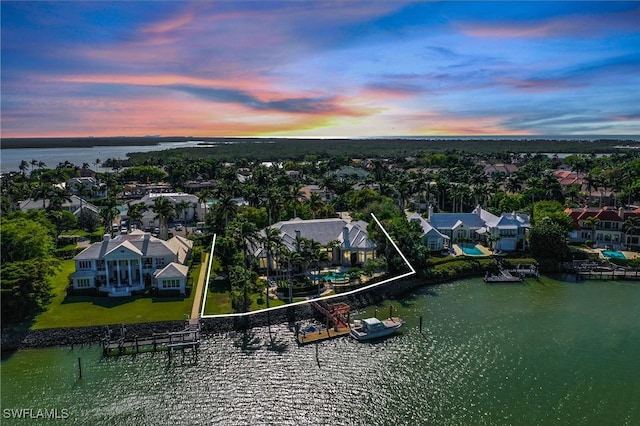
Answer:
[102, 322, 200, 357]
[296, 301, 352, 344]
[296, 325, 352, 344]
[569, 261, 640, 280]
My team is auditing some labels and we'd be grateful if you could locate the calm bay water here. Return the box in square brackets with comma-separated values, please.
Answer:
[0, 141, 207, 173]
[2, 277, 639, 425]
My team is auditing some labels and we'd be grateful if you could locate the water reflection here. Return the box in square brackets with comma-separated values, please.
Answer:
[1, 278, 639, 425]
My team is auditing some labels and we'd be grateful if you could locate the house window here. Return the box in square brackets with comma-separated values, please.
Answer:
[499, 229, 517, 238]
[143, 258, 153, 268]
[78, 261, 92, 269]
[77, 278, 91, 288]
[155, 258, 165, 267]
[162, 279, 180, 288]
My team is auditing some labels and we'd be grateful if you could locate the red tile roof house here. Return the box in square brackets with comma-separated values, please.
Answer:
[565, 207, 640, 250]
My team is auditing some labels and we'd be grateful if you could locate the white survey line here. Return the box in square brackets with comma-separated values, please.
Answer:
[200, 213, 416, 318]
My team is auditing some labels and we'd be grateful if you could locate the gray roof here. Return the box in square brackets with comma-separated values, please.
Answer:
[408, 213, 449, 240]
[429, 212, 487, 230]
[74, 232, 192, 261]
[154, 262, 188, 279]
[260, 218, 376, 253]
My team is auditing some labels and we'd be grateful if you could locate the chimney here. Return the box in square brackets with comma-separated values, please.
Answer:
[103, 234, 110, 242]
[428, 204, 433, 222]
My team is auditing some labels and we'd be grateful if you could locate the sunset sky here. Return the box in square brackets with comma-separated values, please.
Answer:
[2, 1, 639, 138]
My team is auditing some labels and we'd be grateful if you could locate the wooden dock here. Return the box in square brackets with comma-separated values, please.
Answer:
[296, 325, 352, 344]
[575, 267, 640, 280]
[102, 322, 200, 357]
[296, 301, 352, 344]
[570, 261, 640, 280]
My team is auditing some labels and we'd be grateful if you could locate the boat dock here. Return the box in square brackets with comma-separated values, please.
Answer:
[573, 262, 640, 280]
[296, 301, 352, 344]
[484, 262, 539, 283]
[483, 270, 523, 283]
[102, 320, 201, 357]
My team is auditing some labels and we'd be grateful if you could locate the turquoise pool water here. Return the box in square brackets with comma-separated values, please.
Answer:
[459, 244, 484, 256]
[324, 272, 348, 282]
[602, 250, 626, 259]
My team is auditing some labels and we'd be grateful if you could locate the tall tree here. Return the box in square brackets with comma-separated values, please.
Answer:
[151, 196, 175, 240]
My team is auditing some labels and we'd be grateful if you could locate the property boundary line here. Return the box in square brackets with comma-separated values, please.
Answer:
[199, 213, 416, 319]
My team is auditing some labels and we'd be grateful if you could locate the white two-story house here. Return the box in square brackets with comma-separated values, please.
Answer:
[71, 230, 193, 296]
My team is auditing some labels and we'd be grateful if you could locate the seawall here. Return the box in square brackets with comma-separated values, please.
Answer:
[1, 275, 432, 352]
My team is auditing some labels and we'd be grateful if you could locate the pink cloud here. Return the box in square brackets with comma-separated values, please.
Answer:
[459, 7, 640, 39]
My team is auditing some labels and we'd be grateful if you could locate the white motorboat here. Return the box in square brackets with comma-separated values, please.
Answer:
[349, 317, 404, 341]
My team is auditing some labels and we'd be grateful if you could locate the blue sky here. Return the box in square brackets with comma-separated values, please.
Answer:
[2, 1, 639, 138]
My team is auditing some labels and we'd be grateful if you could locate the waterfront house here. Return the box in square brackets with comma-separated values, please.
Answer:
[565, 206, 640, 249]
[425, 205, 530, 251]
[407, 212, 449, 252]
[253, 217, 377, 271]
[71, 230, 193, 296]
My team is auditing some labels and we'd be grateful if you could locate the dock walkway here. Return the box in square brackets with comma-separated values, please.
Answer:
[102, 322, 200, 357]
[296, 301, 352, 344]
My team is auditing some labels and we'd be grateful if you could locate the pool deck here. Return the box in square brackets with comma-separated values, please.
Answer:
[595, 249, 639, 260]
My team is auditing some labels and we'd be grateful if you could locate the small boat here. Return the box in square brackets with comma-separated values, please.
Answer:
[349, 317, 404, 341]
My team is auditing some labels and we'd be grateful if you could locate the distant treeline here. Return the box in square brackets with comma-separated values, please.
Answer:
[129, 137, 640, 164]
[2, 136, 639, 162]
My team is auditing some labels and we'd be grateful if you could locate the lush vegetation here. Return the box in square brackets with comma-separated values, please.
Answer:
[2, 138, 640, 323]
[1, 212, 59, 324]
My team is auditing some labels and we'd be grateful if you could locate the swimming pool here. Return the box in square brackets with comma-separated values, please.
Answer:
[324, 272, 349, 283]
[602, 250, 626, 259]
[459, 244, 485, 256]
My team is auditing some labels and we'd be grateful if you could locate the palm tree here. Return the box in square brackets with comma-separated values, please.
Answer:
[126, 202, 146, 230]
[584, 216, 600, 245]
[31, 182, 54, 209]
[47, 186, 73, 211]
[308, 192, 324, 219]
[505, 176, 523, 194]
[175, 199, 191, 228]
[622, 216, 640, 249]
[151, 196, 175, 240]
[19, 160, 29, 175]
[215, 194, 239, 230]
[260, 227, 283, 308]
[99, 198, 119, 234]
[196, 189, 214, 223]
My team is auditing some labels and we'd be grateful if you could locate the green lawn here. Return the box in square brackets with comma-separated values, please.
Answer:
[202, 279, 288, 315]
[32, 259, 199, 329]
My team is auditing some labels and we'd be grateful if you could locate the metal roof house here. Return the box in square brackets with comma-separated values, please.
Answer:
[425, 205, 530, 252]
[407, 212, 450, 252]
[71, 230, 193, 296]
[253, 217, 377, 270]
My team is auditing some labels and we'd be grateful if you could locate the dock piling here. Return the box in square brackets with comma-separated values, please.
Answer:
[77, 357, 82, 379]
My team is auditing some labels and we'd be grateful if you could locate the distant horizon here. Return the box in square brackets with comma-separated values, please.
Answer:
[3, 134, 639, 142]
[2, 2, 639, 138]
